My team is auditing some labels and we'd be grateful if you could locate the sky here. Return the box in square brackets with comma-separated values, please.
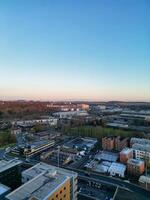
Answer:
[0, 0, 150, 101]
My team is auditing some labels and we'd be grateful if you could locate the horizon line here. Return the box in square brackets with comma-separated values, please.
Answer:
[0, 99, 150, 103]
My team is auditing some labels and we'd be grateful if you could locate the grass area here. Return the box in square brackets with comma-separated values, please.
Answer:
[64, 126, 146, 139]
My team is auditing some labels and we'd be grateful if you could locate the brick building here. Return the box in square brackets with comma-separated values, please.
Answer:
[115, 137, 129, 151]
[102, 136, 128, 151]
[102, 137, 114, 150]
[120, 148, 133, 164]
[127, 159, 145, 176]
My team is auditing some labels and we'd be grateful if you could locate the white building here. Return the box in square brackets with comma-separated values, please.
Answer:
[108, 162, 126, 177]
[132, 143, 150, 162]
[139, 175, 150, 190]
[130, 138, 150, 146]
[13, 117, 57, 127]
[53, 110, 88, 119]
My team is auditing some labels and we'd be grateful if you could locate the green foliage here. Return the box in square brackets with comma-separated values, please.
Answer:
[33, 123, 43, 133]
[0, 111, 3, 116]
[64, 126, 145, 139]
[0, 130, 16, 147]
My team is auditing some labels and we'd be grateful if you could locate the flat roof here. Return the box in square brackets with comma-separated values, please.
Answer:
[0, 159, 22, 173]
[108, 162, 126, 173]
[0, 183, 10, 195]
[132, 143, 150, 152]
[6, 162, 77, 200]
[127, 158, 144, 166]
[63, 137, 97, 150]
[131, 138, 150, 145]
[139, 175, 150, 184]
[120, 148, 133, 154]
[7, 172, 68, 200]
[27, 140, 55, 149]
[95, 151, 118, 162]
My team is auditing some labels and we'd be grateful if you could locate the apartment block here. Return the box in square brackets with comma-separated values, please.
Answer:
[120, 148, 133, 164]
[132, 143, 150, 164]
[127, 159, 145, 176]
[102, 137, 115, 150]
[115, 136, 129, 151]
[102, 136, 128, 151]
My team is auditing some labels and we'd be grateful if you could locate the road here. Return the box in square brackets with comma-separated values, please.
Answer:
[66, 167, 150, 199]
[78, 181, 115, 200]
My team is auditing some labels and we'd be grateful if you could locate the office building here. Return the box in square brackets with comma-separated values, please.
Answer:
[6, 162, 78, 200]
[24, 140, 55, 157]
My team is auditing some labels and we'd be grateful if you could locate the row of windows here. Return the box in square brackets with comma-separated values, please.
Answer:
[50, 194, 66, 200]
[50, 187, 67, 200]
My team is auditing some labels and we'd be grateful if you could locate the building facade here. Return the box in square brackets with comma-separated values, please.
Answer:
[102, 137, 114, 150]
[132, 143, 150, 165]
[127, 159, 145, 176]
[115, 137, 129, 151]
[120, 148, 133, 164]
[6, 162, 78, 200]
[139, 175, 150, 190]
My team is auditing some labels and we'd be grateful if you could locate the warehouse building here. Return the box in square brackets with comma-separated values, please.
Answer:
[108, 162, 126, 178]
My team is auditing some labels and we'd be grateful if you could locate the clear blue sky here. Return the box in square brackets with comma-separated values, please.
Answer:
[0, 0, 150, 101]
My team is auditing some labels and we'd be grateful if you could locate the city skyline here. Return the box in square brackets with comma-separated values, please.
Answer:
[0, 1, 150, 101]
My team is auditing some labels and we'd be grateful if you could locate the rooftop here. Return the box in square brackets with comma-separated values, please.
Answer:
[120, 148, 133, 155]
[131, 138, 150, 145]
[27, 139, 55, 149]
[127, 158, 144, 166]
[132, 143, 150, 152]
[95, 151, 118, 162]
[139, 175, 150, 184]
[6, 162, 77, 200]
[0, 159, 22, 173]
[63, 137, 97, 151]
[0, 183, 10, 196]
[108, 162, 126, 173]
